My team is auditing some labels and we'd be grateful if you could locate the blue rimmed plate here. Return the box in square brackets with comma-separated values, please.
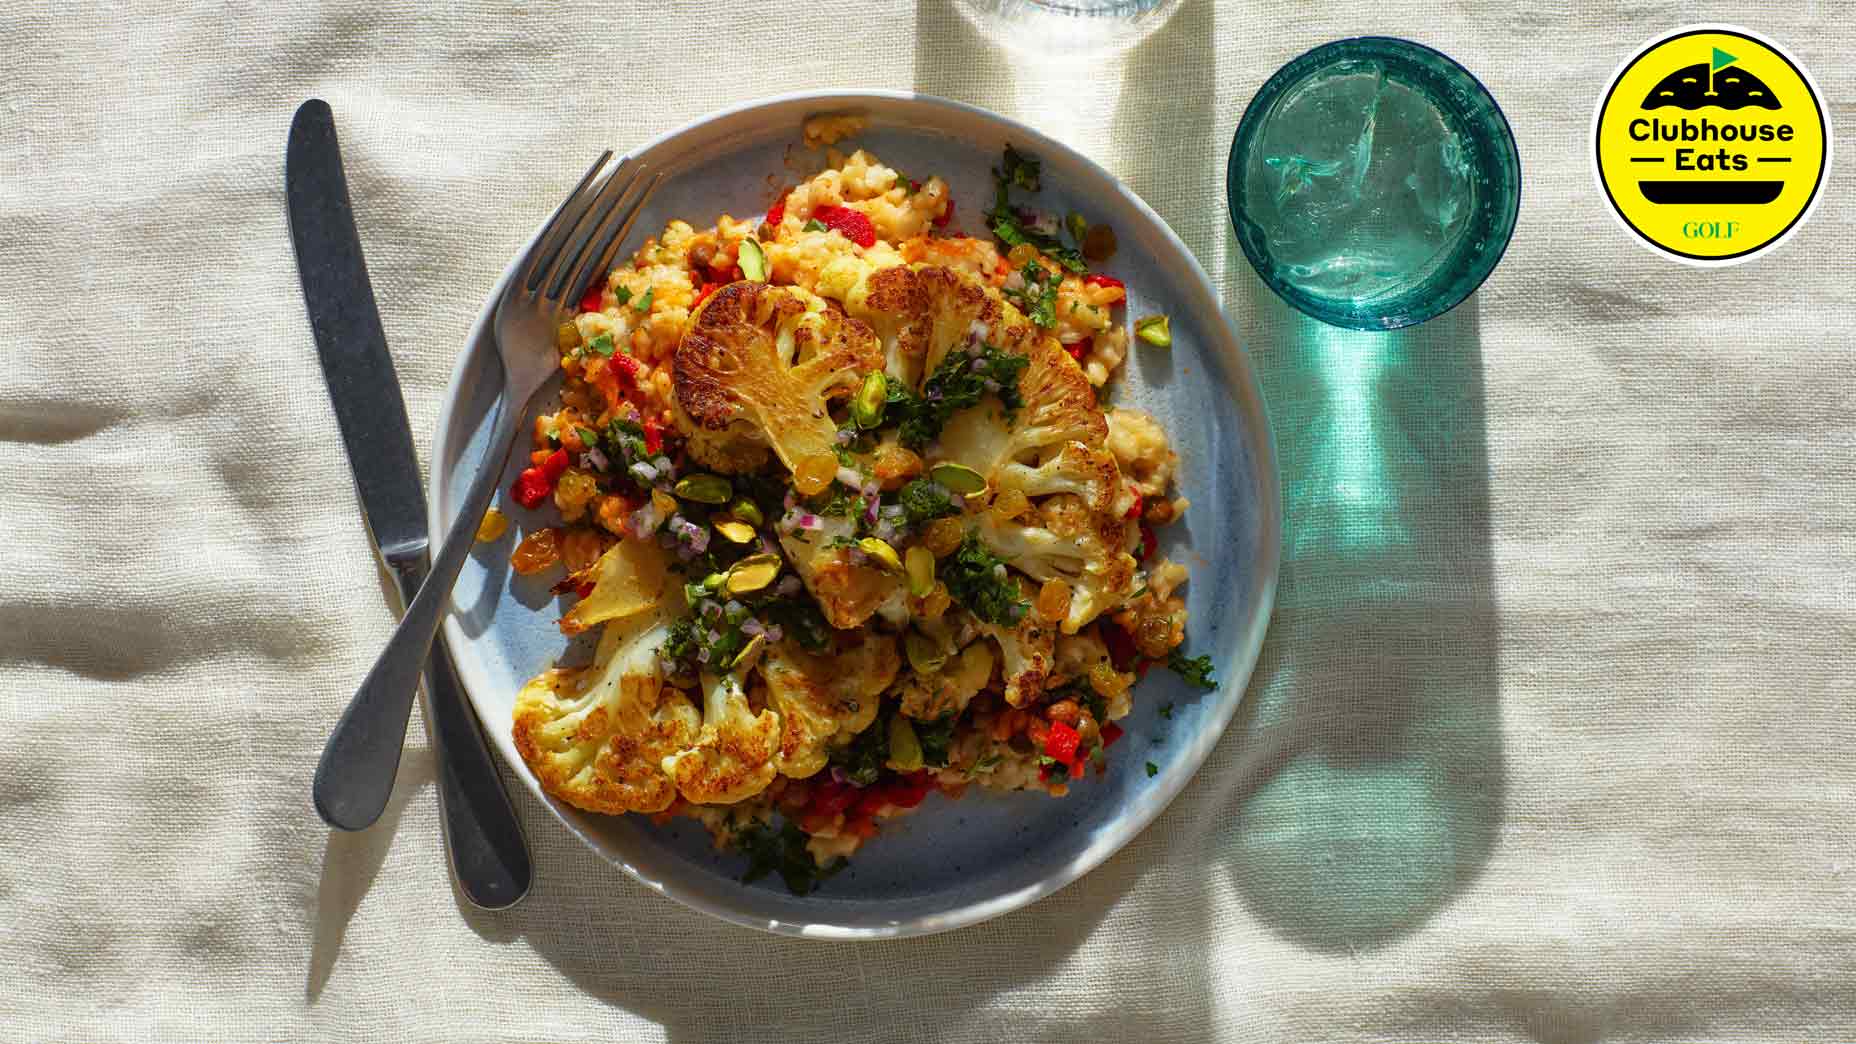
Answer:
[430, 90, 1279, 939]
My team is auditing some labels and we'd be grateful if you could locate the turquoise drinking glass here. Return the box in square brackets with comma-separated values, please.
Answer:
[1227, 37, 1521, 330]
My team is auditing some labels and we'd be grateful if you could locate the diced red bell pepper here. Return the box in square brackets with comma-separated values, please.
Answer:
[578, 282, 604, 314]
[511, 468, 551, 509]
[609, 351, 641, 382]
[693, 281, 722, 308]
[1044, 720, 1081, 768]
[812, 205, 876, 248]
[1101, 722, 1124, 746]
[765, 195, 787, 227]
[933, 197, 955, 228]
[1066, 341, 1086, 362]
[1124, 485, 1144, 519]
[1139, 522, 1157, 562]
[540, 448, 571, 481]
[1102, 621, 1137, 671]
[1083, 273, 1124, 290]
[808, 780, 858, 817]
[642, 417, 664, 455]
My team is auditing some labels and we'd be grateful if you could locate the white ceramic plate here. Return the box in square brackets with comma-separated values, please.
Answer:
[431, 90, 1279, 939]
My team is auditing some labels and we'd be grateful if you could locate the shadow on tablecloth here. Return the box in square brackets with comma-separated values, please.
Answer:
[1213, 267, 1507, 953]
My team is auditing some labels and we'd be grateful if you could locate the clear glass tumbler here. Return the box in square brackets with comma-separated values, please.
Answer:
[954, 0, 1182, 54]
[1227, 37, 1521, 330]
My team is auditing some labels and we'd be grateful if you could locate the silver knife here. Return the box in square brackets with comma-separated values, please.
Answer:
[286, 98, 530, 908]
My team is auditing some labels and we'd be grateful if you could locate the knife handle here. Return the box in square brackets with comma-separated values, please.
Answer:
[423, 631, 531, 909]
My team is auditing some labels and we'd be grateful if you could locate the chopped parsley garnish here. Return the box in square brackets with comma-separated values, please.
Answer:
[1002, 261, 1058, 328]
[803, 218, 826, 232]
[811, 483, 864, 518]
[968, 753, 1002, 778]
[915, 715, 958, 769]
[1145, 761, 1158, 778]
[586, 332, 617, 357]
[987, 146, 1088, 274]
[940, 533, 1027, 626]
[633, 287, 654, 311]
[758, 597, 831, 652]
[612, 285, 633, 307]
[574, 425, 600, 448]
[1038, 755, 1070, 781]
[830, 717, 890, 786]
[1001, 145, 1041, 191]
[1166, 650, 1218, 692]
[736, 819, 844, 895]
[898, 478, 959, 525]
[603, 418, 650, 465]
[890, 344, 1030, 448]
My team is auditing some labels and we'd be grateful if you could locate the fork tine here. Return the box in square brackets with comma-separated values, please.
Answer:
[534, 156, 640, 301]
[553, 170, 662, 308]
[518, 150, 613, 295]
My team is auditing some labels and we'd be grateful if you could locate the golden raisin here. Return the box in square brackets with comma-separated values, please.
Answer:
[1088, 662, 1130, 699]
[916, 581, 951, 620]
[1007, 243, 1039, 266]
[510, 528, 561, 575]
[556, 321, 580, 351]
[1034, 579, 1072, 624]
[561, 528, 605, 572]
[793, 452, 838, 495]
[553, 468, 599, 521]
[1135, 611, 1179, 660]
[474, 508, 509, 543]
[594, 495, 631, 536]
[1045, 699, 1080, 726]
[872, 444, 924, 487]
[991, 488, 1030, 522]
[921, 517, 965, 557]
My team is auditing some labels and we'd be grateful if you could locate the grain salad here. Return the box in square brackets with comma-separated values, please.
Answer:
[496, 126, 1214, 893]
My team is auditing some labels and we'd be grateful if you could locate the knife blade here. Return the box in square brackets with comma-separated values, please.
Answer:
[287, 98, 530, 907]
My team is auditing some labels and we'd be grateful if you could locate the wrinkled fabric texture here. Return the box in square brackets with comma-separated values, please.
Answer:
[3, 1, 1853, 1040]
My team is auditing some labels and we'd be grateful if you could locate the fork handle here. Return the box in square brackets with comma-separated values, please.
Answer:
[313, 380, 522, 831]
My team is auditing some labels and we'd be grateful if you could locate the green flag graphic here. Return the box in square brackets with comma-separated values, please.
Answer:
[1711, 47, 1737, 71]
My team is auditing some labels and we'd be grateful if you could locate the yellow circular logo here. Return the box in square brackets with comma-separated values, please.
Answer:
[1593, 25, 1829, 265]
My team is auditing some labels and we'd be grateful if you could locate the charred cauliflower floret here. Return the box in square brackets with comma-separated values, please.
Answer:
[975, 493, 1138, 633]
[777, 516, 905, 629]
[934, 332, 1123, 516]
[819, 262, 1004, 390]
[662, 670, 783, 805]
[895, 639, 995, 721]
[978, 576, 1056, 707]
[672, 281, 882, 488]
[511, 603, 700, 815]
[761, 634, 900, 778]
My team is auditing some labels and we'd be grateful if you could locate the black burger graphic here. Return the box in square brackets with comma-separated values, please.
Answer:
[1642, 62, 1780, 111]
[1633, 49, 1788, 205]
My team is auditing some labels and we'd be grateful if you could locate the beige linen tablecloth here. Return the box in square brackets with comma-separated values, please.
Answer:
[4, 1, 1853, 1040]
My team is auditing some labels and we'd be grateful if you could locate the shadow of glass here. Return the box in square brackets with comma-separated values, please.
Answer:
[1215, 269, 1506, 953]
[911, 0, 1013, 106]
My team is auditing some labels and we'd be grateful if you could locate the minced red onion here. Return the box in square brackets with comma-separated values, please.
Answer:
[949, 493, 966, 510]
[741, 618, 765, 637]
[765, 624, 784, 643]
[836, 466, 865, 489]
[830, 766, 850, 784]
[879, 504, 907, 520]
[582, 447, 609, 473]
[629, 460, 658, 484]
[775, 575, 803, 597]
[835, 428, 855, 446]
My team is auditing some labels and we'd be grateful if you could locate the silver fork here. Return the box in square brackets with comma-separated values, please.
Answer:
[337, 152, 660, 781]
